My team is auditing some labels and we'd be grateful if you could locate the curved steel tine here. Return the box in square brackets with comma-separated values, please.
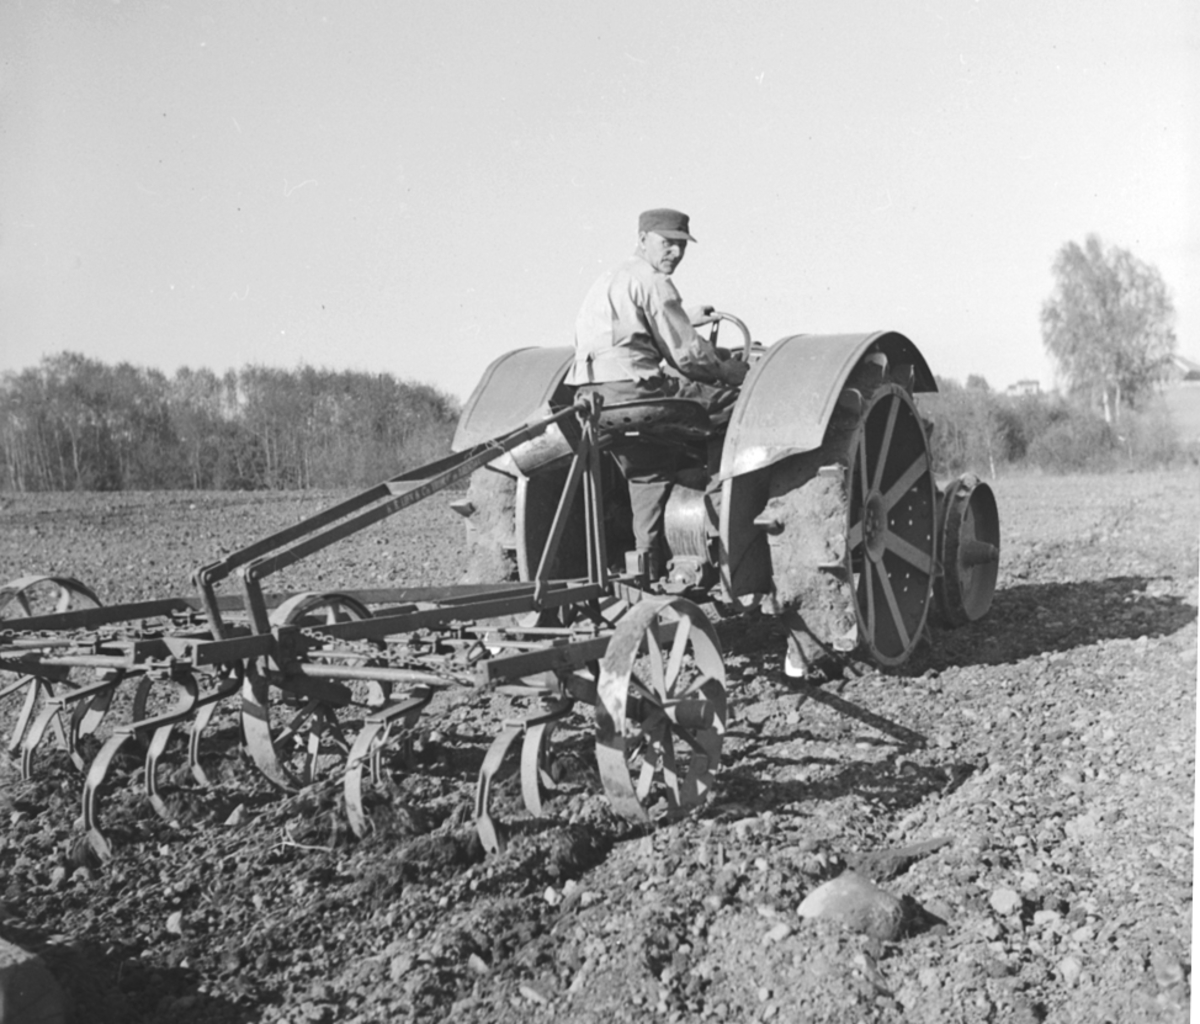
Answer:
[344, 688, 432, 838]
[241, 665, 296, 791]
[144, 722, 178, 821]
[82, 732, 135, 862]
[20, 701, 65, 780]
[82, 672, 199, 858]
[3, 675, 39, 754]
[69, 686, 116, 771]
[520, 721, 555, 817]
[519, 699, 574, 816]
[474, 723, 523, 855]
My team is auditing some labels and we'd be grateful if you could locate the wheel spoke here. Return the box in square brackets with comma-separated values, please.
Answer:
[877, 565, 912, 651]
[857, 431, 870, 500]
[872, 396, 900, 493]
[664, 617, 692, 696]
[646, 625, 666, 698]
[880, 452, 929, 513]
[884, 532, 933, 575]
[847, 520, 863, 552]
[660, 729, 681, 807]
[862, 558, 877, 640]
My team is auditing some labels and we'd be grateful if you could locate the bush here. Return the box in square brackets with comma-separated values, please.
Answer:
[1116, 399, 1182, 468]
[1025, 412, 1117, 473]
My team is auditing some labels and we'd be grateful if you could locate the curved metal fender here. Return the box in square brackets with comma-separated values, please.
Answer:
[452, 346, 574, 453]
[718, 331, 937, 481]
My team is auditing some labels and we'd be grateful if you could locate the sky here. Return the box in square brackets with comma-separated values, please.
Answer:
[1, 0, 1196, 402]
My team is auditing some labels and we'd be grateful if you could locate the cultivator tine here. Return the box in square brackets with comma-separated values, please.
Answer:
[82, 671, 199, 861]
[474, 698, 573, 854]
[2, 674, 45, 755]
[344, 687, 434, 838]
[68, 686, 117, 771]
[185, 670, 242, 786]
[143, 721, 179, 820]
[474, 723, 523, 854]
[519, 699, 575, 815]
[19, 669, 128, 779]
[241, 665, 295, 791]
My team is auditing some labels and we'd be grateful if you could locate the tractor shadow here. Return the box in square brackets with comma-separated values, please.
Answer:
[0, 925, 262, 1024]
[921, 574, 1196, 671]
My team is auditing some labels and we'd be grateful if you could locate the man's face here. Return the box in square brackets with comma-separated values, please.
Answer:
[639, 231, 687, 275]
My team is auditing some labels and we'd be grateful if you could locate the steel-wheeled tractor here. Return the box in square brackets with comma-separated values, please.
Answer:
[0, 318, 999, 857]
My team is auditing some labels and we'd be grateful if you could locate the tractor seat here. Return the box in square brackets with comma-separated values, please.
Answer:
[596, 398, 714, 442]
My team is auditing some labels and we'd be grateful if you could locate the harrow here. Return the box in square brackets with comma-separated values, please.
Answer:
[0, 319, 1000, 860]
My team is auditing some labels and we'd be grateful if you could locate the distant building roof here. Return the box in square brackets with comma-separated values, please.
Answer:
[1170, 354, 1200, 381]
[1005, 379, 1041, 396]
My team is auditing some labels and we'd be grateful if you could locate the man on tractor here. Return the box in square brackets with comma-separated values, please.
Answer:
[567, 208, 749, 580]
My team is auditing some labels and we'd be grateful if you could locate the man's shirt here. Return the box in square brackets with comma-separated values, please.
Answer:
[567, 253, 725, 386]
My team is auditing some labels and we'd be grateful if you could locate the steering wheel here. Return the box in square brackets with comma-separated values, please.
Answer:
[702, 311, 754, 362]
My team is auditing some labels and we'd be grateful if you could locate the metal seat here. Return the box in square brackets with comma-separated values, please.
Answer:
[596, 398, 714, 442]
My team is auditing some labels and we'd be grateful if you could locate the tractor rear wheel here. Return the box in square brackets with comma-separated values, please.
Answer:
[764, 368, 937, 674]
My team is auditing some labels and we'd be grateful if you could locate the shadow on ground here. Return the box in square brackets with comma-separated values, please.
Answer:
[925, 574, 1195, 670]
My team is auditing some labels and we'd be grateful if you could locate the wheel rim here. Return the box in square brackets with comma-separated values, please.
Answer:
[845, 385, 936, 665]
[0, 575, 106, 765]
[936, 476, 1000, 625]
[595, 597, 726, 823]
[0, 575, 101, 619]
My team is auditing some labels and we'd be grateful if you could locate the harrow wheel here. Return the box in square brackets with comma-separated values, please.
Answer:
[1, 575, 107, 764]
[0, 575, 102, 620]
[594, 596, 726, 824]
[243, 592, 383, 790]
[934, 474, 1001, 626]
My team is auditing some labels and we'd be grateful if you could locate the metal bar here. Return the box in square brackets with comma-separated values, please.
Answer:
[193, 406, 580, 635]
[473, 635, 612, 686]
[283, 582, 608, 645]
[3, 654, 134, 670]
[583, 422, 609, 587]
[244, 422, 568, 584]
[0, 598, 200, 635]
[532, 427, 595, 604]
[286, 663, 451, 688]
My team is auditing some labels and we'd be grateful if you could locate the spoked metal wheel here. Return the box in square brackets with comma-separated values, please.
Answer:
[242, 592, 384, 789]
[0, 575, 102, 620]
[934, 474, 1001, 626]
[1, 575, 107, 765]
[845, 384, 937, 665]
[594, 597, 726, 824]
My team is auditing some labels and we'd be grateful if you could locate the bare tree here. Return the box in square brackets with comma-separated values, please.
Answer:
[1040, 235, 1176, 424]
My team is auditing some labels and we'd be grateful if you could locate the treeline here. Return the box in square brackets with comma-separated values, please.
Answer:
[919, 375, 1187, 478]
[0, 353, 460, 492]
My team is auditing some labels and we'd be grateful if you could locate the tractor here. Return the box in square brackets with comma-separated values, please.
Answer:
[452, 314, 1000, 678]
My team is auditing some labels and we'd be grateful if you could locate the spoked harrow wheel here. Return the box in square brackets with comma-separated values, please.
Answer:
[594, 596, 727, 824]
[243, 592, 384, 789]
[1, 575, 108, 766]
[0, 575, 102, 620]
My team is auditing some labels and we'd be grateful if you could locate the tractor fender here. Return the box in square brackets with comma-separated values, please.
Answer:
[452, 347, 575, 475]
[718, 331, 936, 481]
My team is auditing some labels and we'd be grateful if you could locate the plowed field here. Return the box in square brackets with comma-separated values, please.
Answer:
[0, 471, 1195, 1024]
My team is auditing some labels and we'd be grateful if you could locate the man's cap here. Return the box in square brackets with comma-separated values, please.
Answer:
[638, 208, 696, 242]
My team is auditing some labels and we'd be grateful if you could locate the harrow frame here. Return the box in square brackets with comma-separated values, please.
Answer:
[1, 394, 728, 858]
